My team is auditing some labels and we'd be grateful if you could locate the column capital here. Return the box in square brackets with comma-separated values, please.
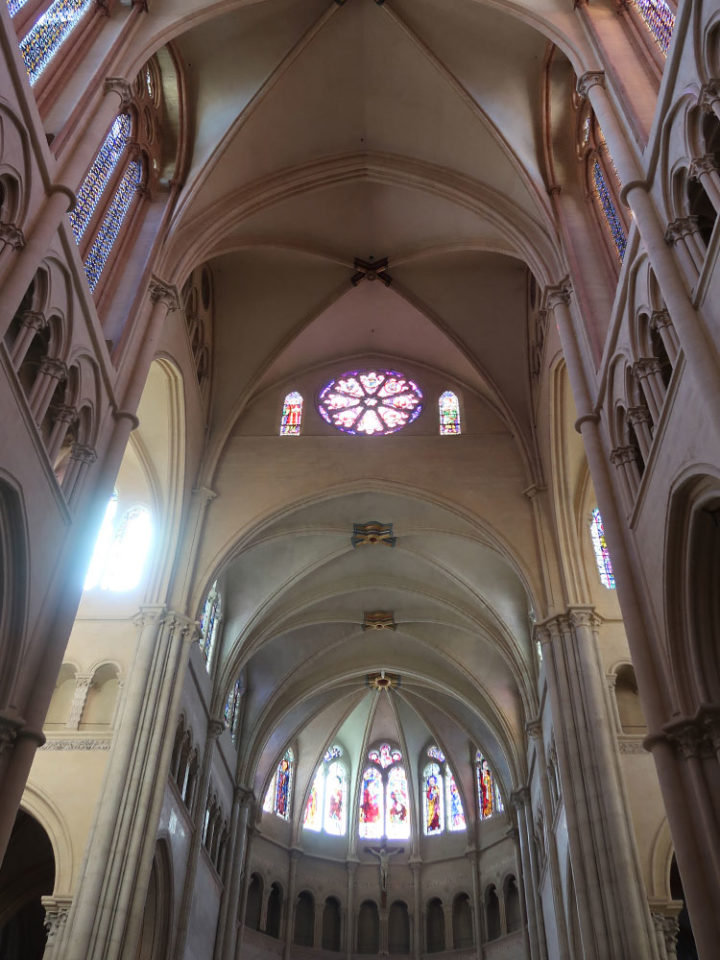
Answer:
[632, 356, 663, 379]
[542, 277, 572, 311]
[235, 785, 255, 807]
[664, 215, 701, 244]
[39, 357, 68, 381]
[0, 220, 25, 250]
[149, 275, 181, 311]
[649, 308, 672, 331]
[509, 786, 530, 809]
[192, 485, 217, 503]
[104, 77, 133, 110]
[133, 604, 167, 628]
[52, 403, 79, 425]
[525, 720, 543, 741]
[627, 404, 652, 426]
[689, 154, 719, 180]
[42, 895, 73, 944]
[567, 606, 601, 631]
[576, 71, 605, 99]
[18, 309, 46, 331]
[70, 443, 97, 465]
[699, 79, 720, 113]
[208, 718, 225, 739]
[610, 444, 639, 467]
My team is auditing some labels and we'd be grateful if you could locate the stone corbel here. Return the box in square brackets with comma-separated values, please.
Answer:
[67, 675, 94, 729]
[42, 895, 73, 945]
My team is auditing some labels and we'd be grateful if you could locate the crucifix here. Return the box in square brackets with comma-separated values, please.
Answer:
[366, 843, 404, 903]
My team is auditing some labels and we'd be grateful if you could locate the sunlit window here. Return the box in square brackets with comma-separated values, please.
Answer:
[84, 492, 152, 592]
[359, 742, 409, 840]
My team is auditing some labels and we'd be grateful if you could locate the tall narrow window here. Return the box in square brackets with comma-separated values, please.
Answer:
[359, 742, 409, 840]
[476, 752, 504, 821]
[590, 508, 616, 589]
[264, 748, 294, 820]
[84, 160, 143, 293]
[280, 391, 303, 436]
[84, 491, 153, 593]
[445, 768, 466, 832]
[224, 677, 243, 740]
[422, 746, 465, 835]
[423, 762, 444, 835]
[438, 391, 461, 435]
[631, 0, 675, 54]
[70, 115, 132, 244]
[19, 0, 94, 85]
[199, 581, 221, 668]
[592, 160, 627, 262]
[303, 745, 347, 837]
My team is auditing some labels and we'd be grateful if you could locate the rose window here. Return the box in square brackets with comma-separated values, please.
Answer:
[318, 370, 423, 436]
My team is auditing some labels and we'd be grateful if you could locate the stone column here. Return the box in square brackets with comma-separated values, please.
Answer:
[537, 610, 656, 960]
[632, 358, 665, 423]
[234, 826, 258, 959]
[689, 154, 720, 213]
[174, 718, 225, 959]
[606, 674, 623, 735]
[409, 859, 422, 960]
[56, 608, 199, 960]
[649, 309, 680, 367]
[663, 217, 704, 277]
[9, 309, 46, 367]
[346, 860, 358, 959]
[578, 72, 720, 421]
[284, 849, 301, 960]
[609, 444, 640, 508]
[509, 789, 545, 960]
[67, 675, 93, 729]
[215, 787, 254, 960]
[28, 357, 67, 423]
[467, 850, 484, 959]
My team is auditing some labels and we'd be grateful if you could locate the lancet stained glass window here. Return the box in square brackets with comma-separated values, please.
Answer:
[70, 115, 131, 244]
[439, 391, 461, 435]
[590, 508, 616, 589]
[368, 743, 402, 769]
[424, 763, 444, 835]
[224, 677, 243, 739]
[84, 160, 142, 292]
[359, 767, 384, 839]
[476, 752, 504, 821]
[20, 0, 94, 86]
[359, 743, 408, 840]
[318, 370, 423, 436]
[422, 746, 466, 835]
[83, 492, 153, 593]
[386, 766, 409, 839]
[6, 0, 30, 17]
[303, 746, 347, 836]
[593, 160, 627, 262]
[446, 769, 466, 832]
[199, 581, 221, 668]
[280, 391, 303, 436]
[631, 0, 675, 53]
[264, 749, 294, 820]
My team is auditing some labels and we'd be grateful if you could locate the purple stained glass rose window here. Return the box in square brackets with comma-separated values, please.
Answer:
[318, 370, 423, 436]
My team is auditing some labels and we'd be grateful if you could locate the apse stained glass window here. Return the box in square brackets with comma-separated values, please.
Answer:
[264, 749, 294, 820]
[84, 160, 142, 292]
[19, 0, 94, 86]
[590, 508, 616, 589]
[318, 370, 423, 436]
[386, 766, 410, 839]
[593, 160, 627, 262]
[83, 493, 153, 593]
[438, 391, 461, 435]
[359, 767, 384, 839]
[368, 743, 402, 769]
[224, 677, 243, 739]
[446, 769, 466, 832]
[423, 762, 444, 835]
[302, 746, 347, 836]
[280, 392, 303, 436]
[476, 752, 504, 821]
[70, 115, 131, 244]
[427, 745, 445, 762]
[199, 581, 221, 669]
[631, 0, 675, 53]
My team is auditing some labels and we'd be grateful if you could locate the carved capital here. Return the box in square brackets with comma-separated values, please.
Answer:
[42, 896, 73, 943]
[133, 604, 167, 629]
[51, 404, 79, 426]
[192, 485, 217, 503]
[0, 220, 25, 250]
[627, 404, 652, 426]
[209, 719, 225, 739]
[70, 443, 97, 465]
[543, 278, 572, 311]
[18, 310, 46, 332]
[577, 71, 605, 99]
[235, 785, 255, 807]
[700, 80, 720, 113]
[104, 77, 133, 110]
[568, 606, 601, 632]
[649, 308, 672, 332]
[689, 154, 719, 181]
[610, 444, 639, 467]
[525, 720, 543, 741]
[664, 215, 701, 244]
[633, 357, 663, 379]
[39, 357, 68, 381]
[509, 786, 530, 810]
[663, 717, 714, 760]
[149, 274, 180, 311]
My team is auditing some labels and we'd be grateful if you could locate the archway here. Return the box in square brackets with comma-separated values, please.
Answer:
[0, 810, 55, 958]
[136, 839, 172, 960]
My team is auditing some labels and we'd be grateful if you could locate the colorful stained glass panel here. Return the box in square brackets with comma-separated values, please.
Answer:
[304, 769, 323, 832]
[439, 391, 461, 435]
[477, 753, 496, 821]
[590, 507, 616, 589]
[84, 160, 142, 293]
[424, 763, 443, 835]
[386, 766, 410, 839]
[280, 391, 303, 436]
[446, 769, 466, 832]
[318, 369, 423, 436]
[593, 160, 627, 262]
[369, 743, 402, 769]
[20, 0, 94, 86]
[631, 0, 674, 53]
[359, 767, 383, 838]
[275, 751, 293, 819]
[6, 0, 31, 16]
[70, 115, 131, 245]
[324, 761, 346, 835]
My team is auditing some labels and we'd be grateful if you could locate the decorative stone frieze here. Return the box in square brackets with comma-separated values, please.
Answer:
[41, 737, 111, 750]
[618, 739, 646, 755]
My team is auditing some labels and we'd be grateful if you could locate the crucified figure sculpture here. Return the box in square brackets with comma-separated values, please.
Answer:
[366, 844, 404, 892]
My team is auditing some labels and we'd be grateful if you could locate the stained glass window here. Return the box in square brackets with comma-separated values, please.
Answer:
[224, 677, 243, 739]
[324, 760, 346, 835]
[476, 752, 503, 821]
[631, 0, 675, 54]
[427, 745, 445, 762]
[145, 65, 154, 99]
[70, 115, 131, 245]
[199, 581, 221, 668]
[84, 160, 142, 293]
[423, 763, 444, 835]
[368, 743, 402, 769]
[324, 745, 342, 762]
[386, 766, 410, 839]
[439, 391, 461, 435]
[590, 507, 616, 589]
[83, 493, 153, 593]
[20, 0, 94, 86]
[359, 767, 384, 839]
[304, 769, 323, 832]
[446, 769, 466, 832]
[593, 160, 627, 262]
[280, 391, 303, 436]
[263, 775, 275, 813]
[6, 0, 30, 16]
[268, 749, 293, 820]
[318, 370, 423, 436]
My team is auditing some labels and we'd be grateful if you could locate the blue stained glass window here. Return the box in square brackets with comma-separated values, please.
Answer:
[593, 160, 627, 262]
[84, 160, 142, 293]
[224, 677, 243, 738]
[20, 0, 94, 86]
[590, 508, 616, 589]
[70, 115, 131, 245]
[6, 0, 31, 16]
[631, 0, 675, 54]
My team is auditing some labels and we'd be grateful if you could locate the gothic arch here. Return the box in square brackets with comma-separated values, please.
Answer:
[19, 784, 73, 895]
[136, 838, 173, 960]
[0, 473, 29, 707]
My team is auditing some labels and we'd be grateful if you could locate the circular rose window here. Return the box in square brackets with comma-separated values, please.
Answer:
[318, 370, 423, 435]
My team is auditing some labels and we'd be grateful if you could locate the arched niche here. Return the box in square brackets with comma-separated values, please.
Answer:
[614, 663, 648, 735]
[504, 875, 521, 933]
[136, 839, 172, 960]
[357, 900, 379, 954]
[388, 900, 410, 955]
[293, 890, 314, 947]
[80, 663, 120, 729]
[426, 897, 444, 953]
[245, 873, 263, 930]
[452, 892, 473, 948]
[45, 662, 77, 727]
[0, 810, 55, 958]
[321, 896, 341, 952]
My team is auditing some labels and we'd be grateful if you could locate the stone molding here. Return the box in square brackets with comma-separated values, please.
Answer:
[149, 274, 181, 311]
[104, 76, 133, 110]
[42, 895, 73, 943]
[617, 738, 646, 755]
[576, 71, 605, 99]
[699, 79, 720, 113]
[41, 737, 111, 750]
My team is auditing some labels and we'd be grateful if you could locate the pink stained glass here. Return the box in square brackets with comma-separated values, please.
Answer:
[386, 766, 410, 839]
[359, 767, 384, 838]
[446, 770, 466, 832]
[368, 743, 402, 769]
[477, 753, 495, 821]
[280, 391, 303, 436]
[318, 369, 423, 436]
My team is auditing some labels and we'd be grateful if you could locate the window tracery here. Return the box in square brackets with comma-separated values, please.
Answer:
[264, 748, 294, 820]
[476, 751, 504, 821]
[590, 508, 616, 589]
[70, 115, 132, 245]
[303, 744, 347, 836]
[577, 107, 628, 263]
[359, 742, 409, 840]
[318, 370, 423, 436]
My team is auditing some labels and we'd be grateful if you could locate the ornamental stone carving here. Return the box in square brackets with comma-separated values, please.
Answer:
[42, 896, 73, 943]
[39, 357, 68, 381]
[689, 154, 719, 181]
[543, 278, 572, 311]
[664, 216, 701, 244]
[610, 445, 639, 467]
[41, 737, 111, 750]
[70, 443, 97, 465]
[649, 308, 672, 332]
[104, 77, 133, 110]
[576, 71, 605, 99]
[149, 274, 181, 311]
[18, 310, 47, 332]
[0, 221, 25, 250]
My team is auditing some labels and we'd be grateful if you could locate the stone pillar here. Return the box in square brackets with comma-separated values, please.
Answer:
[42, 895, 73, 958]
[467, 850, 484, 959]
[606, 674, 623, 735]
[626, 405, 653, 460]
[29, 357, 67, 423]
[609, 444, 640, 508]
[9, 309, 46, 367]
[56, 608, 199, 960]
[174, 718, 225, 959]
[664, 217, 704, 277]
[536, 609, 656, 960]
[216, 787, 254, 960]
[67, 675, 93, 729]
[284, 848, 300, 960]
[234, 826, 258, 959]
[509, 789, 545, 960]
[409, 859, 422, 960]
[632, 358, 665, 423]
[346, 860, 358, 959]
[649, 309, 680, 367]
